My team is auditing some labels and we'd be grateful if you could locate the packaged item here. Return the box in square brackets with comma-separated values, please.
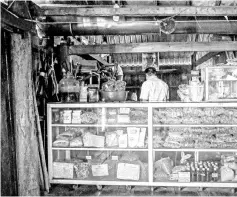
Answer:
[120, 152, 140, 162]
[92, 164, 109, 176]
[53, 162, 74, 179]
[178, 172, 191, 182]
[118, 134, 128, 148]
[221, 166, 235, 182]
[52, 109, 60, 123]
[137, 128, 146, 148]
[140, 162, 148, 181]
[79, 85, 88, 102]
[62, 110, 72, 123]
[107, 108, 117, 115]
[105, 132, 118, 147]
[71, 110, 82, 123]
[56, 130, 76, 141]
[53, 139, 70, 147]
[74, 162, 90, 179]
[117, 163, 140, 181]
[117, 114, 130, 123]
[119, 108, 130, 114]
[127, 127, 140, 148]
[88, 87, 99, 102]
[70, 137, 83, 147]
[81, 112, 98, 124]
[154, 168, 169, 181]
[154, 157, 174, 175]
[83, 133, 105, 147]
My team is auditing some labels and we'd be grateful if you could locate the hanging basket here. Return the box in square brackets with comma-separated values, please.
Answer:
[160, 18, 176, 34]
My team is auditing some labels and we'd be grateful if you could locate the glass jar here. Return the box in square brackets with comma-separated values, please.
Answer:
[59, 72, 80, 102]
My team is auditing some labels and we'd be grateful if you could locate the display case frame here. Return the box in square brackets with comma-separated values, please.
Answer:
[47, 102, 237, 189]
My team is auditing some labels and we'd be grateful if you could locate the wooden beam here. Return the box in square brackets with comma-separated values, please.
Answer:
[195, 52, 222, 66]
[41, 6, 237, 16]
[69, 42, 237, 55]
[1, 6, 33, 32]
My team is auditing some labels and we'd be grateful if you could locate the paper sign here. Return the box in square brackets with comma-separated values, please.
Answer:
[119, 108, 130, 114]
[178, 172, 190, 182]
[53, 162, 74, 179]
[86, 156, 92, 160]
[117, 163, 140, 180]
[112, 156, 118, 160]
[92, 164, 109, 176]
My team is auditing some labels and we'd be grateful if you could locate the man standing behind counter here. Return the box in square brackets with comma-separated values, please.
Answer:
[140, 66, 169, 102]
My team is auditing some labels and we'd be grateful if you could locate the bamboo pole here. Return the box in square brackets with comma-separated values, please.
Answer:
[32, 82, 50, 192]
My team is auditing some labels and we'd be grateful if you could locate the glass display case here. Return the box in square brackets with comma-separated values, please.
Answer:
[205, 66, 237, 101]
[47, 102, 237, 190]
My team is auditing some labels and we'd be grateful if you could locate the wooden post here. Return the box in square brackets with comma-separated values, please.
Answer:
[10, 32, 40, 196]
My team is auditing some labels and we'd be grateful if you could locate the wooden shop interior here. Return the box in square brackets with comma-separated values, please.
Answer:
[1, 0, 237, 196]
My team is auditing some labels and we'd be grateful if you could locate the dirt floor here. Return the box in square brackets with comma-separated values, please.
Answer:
[43, 185, 236, 196]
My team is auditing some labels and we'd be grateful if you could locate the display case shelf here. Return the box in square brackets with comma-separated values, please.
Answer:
[52, 147, 149, 151]
[153, 148, 237, 152]
[47, 102, 237, 189]
[153, 124, 237, 127]
[52, 124, 102, 127]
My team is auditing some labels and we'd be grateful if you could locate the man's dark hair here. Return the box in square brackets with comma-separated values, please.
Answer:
[145, 67, 156, 75]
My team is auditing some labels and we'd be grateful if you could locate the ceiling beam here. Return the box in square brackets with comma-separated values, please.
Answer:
[69, 41, 237, 55]
[41, 6, 237, 17]
[1, 6, 34, 32]
[195, 51, 222, 66]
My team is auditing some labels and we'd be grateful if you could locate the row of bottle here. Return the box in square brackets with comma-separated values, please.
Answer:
[185, 161, 220, 182]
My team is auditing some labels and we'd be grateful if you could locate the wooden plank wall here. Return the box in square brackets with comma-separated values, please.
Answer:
[10, 33, 40, 196]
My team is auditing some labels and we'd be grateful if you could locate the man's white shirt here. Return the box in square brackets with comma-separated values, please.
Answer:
[140, 76, 169, 102]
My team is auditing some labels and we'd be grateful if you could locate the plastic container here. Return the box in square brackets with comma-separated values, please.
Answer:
[59, 73, 80, 102]
[100, 91, 128, 102]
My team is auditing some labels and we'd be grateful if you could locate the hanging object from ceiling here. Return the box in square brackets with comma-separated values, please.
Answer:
[160, 18, 176, 34]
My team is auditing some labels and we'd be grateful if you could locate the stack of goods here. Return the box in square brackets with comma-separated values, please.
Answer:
[153, 127, 237, 149]
[117, 152, 148, 181]
[130, 108, 148, 124]
[101, 80, 126, 92]
[52, 128, 105, 148]
[54, 109, 100, 124]
[154, 157, 174, 181]
[104, 127, 147, 148]
[106, 107, 148, 124]
[153, 107, 237, 124]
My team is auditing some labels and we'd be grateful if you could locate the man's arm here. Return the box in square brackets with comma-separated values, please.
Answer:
[140, 82, 149, 102]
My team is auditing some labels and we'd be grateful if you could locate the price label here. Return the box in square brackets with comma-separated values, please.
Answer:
[178, 172, 190, 182]
[86, 156, 92, 160]
[112, 156, 118, 160]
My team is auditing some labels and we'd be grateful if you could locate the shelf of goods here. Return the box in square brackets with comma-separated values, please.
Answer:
[47, 102, 237, 189]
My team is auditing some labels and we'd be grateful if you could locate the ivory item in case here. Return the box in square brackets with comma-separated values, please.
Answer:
[117, 163, 140, 181]
[53, 162, 74, 179]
